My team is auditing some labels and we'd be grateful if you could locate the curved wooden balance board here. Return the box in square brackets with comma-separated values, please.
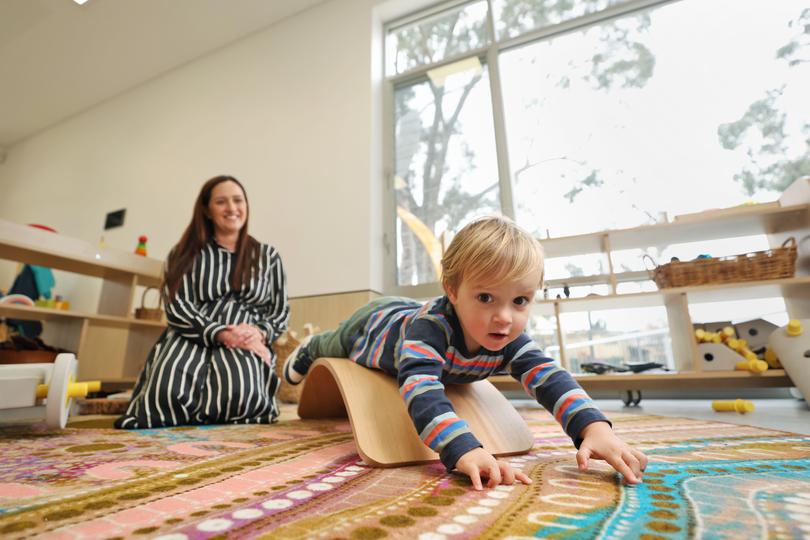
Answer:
[297, 357, 535, 467]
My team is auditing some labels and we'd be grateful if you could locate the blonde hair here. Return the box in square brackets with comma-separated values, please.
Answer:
[441, 216, 544, 293]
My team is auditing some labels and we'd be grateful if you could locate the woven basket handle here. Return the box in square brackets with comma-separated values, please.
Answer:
[642, 254, 659, 272]
[140, 287, 163, 309]
[781, 237, 797, 249]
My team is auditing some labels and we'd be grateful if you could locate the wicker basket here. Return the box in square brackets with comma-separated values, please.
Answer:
[134, 287, 164, 321]
[645, 237, 797, 289]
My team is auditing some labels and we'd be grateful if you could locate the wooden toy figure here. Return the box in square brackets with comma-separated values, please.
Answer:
[135, 235, 148, 256]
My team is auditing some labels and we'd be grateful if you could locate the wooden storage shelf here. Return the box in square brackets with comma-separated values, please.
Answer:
[490, 370, 794, 392]
[0, 218, 165, 382]
[533, 178, 810, 391]
[0, 304, 166, 329]
[536, 275, 810, 313]
[545, 270, 649, 289]
[0, 219, 162, 288]
[540, 202, 810, 258]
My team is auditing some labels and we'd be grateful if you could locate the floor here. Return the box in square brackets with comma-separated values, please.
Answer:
[38, 397, 810, 436]
[514, 398, 810, 435]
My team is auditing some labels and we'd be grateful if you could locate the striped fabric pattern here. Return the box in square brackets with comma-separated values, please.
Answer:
[552, 389, 600, 431]
[400, 374, 444, 408]
[419, 411, 471, 453]
[519, 361, 562, 396]
[116, 241, 289, 430]
[336, 296, 608, 471]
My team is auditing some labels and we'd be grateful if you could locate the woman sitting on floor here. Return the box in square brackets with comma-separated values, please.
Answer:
[116, 175, 289, 429]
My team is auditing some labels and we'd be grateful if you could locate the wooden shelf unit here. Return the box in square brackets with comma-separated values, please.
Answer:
[490, 370, 793, 393]
[528, 178, 810, 391]
[0, 219, 166, 382]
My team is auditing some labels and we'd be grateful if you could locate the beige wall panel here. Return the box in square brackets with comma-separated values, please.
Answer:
[40, 318, 85, 353]
[288, 290, 381, 334]
[77, 325, 129, 381]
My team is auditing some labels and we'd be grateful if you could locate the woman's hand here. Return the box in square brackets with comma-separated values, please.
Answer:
[216, 326, 272, 364]
[576, 421, 648, 484]
[243, 339, 272, 365]
[218, 324, 264, 347]
[217, 323, 272, 364]
[231, 323, 265, 345]
[455, 448, 532, 490]
[216, 327, 244, 348]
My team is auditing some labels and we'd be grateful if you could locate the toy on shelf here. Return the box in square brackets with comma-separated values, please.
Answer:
[33, 295, 70, 310]
[712, 399, 755, 413]
[696, 319, 778, 373]
[134, 235, 148, 256]
[768, 319, 810, 404]
[0, 294, 35, 307]
[0, 353, 100, 428]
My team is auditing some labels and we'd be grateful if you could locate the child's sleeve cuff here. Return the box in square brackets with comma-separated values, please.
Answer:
[439, 432, 484, 472]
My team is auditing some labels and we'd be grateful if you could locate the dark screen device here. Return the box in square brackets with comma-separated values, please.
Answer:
[104, 209, 126, 230]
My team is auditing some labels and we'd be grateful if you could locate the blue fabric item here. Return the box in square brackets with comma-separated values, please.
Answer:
[8, 265, 42, 338]
[29, 265, 55, 300]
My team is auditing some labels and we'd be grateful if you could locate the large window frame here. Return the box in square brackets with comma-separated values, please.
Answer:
[382, 0, 675, 297]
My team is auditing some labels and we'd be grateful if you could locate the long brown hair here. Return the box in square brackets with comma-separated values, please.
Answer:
[164, 175, 259, 300]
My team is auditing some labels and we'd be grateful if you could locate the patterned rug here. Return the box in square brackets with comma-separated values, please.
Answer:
[1, 406, 810, 539]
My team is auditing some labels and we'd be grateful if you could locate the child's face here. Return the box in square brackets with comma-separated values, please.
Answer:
[445, 269, 541, 354]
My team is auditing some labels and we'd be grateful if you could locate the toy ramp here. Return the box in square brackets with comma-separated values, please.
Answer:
[297, 357, 534, 467]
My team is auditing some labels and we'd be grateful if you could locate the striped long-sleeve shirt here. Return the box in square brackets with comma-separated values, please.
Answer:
[349, 296, 608, 470]
[116, 239, 289, 429]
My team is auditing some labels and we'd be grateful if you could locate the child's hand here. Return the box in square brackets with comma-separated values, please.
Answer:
[576, 421, 648, 484]
[455, 448, 532, 490]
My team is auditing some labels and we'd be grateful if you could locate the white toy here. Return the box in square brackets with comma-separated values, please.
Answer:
[699, 342, 744, 371]
[0, 353, 100, 428]
[768, 319, 810, 405]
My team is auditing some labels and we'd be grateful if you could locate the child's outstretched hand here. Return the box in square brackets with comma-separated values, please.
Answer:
[455, 448, 532, 490]
[577, 421, 648, 484]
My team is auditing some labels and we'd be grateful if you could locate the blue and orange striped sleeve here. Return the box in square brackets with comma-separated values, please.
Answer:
[505, 334, 610, 447]
[397, 317, 482, 471]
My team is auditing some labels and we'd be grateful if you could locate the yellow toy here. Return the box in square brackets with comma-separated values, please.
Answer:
[735, 359, 768, 373]
[0, 354, 100, 428]
[763, 347, 782, 368]
[712, 399, 755, 413]
[697, 325, 768, 373]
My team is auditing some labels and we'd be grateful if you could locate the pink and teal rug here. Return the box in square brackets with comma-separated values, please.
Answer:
[1, 406, 809, 539]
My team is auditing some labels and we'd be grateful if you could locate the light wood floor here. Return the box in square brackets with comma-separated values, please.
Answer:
[514, 398, 810, 435]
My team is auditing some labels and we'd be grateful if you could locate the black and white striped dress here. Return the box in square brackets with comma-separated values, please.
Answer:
[116, 240, 289, 429]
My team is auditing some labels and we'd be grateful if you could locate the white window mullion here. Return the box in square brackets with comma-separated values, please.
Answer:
[485, 0, 515, 219]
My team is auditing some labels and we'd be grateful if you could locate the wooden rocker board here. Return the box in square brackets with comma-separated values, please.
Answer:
[297, 357, 534, 467]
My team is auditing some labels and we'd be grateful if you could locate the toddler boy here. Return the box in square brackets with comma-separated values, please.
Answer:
[285, 216, 647, 489]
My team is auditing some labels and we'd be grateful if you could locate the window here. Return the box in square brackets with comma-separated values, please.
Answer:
[384, 0, 809, 364]
[500, 0, 809, 239]
[393, 60, 501, 286]
[385, 0, 809, 291]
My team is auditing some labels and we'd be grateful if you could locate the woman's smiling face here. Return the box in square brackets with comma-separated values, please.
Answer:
[207, 180, 247, 237]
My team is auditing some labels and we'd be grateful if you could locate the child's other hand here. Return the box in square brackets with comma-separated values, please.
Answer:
[577, 421, 648, 484]
[455, 448, 532, 490]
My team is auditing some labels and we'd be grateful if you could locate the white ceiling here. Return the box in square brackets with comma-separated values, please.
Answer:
[0, 0, 328, 148]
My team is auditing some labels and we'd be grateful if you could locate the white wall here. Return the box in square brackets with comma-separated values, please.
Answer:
[0, 0, 406, 309]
